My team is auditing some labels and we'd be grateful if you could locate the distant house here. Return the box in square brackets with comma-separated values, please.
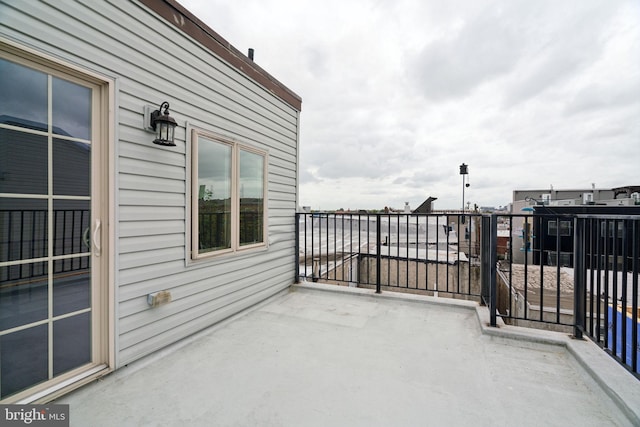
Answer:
[0, 0, 301, 403]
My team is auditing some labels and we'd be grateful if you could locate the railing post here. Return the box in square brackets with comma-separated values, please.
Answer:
[480, 214, 497, 326]
[632, 218, 639, 374]
[376, 214, 381, 294]
[480, 215, 490, 303]
[489, 214, 498, 327]
[295, 213, 300, 283]
[573, 216, 585, 339]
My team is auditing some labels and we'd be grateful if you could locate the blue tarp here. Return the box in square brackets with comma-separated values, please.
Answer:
[607, 305, 640, 374]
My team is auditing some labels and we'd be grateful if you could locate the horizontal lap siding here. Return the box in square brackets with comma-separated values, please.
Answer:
[1, 0, 299, 366]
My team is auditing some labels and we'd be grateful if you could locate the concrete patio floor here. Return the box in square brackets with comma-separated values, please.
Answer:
[58, 283, 640, 426]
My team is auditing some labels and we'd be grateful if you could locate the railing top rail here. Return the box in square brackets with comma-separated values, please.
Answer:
[296, 212, 483, 216]
[485, 213, 640, 219]
[573, 214, 640, 220]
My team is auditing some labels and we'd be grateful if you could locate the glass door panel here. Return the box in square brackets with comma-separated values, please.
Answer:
[0, 198, 48, 263]
[53, 259, 90, 317]
[0, 58, 47, 125]
[0, 263, 49, 330]
[53, 139, 91, 196]
[0, 130, 48, 194]
[0, 55, 99, 401]
[0, 325, 48, 398]
[52, 77, 91, 140]
[53, 312, 91, 376]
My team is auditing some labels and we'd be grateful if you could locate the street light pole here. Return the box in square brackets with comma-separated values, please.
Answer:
[459, 163, 469, 212]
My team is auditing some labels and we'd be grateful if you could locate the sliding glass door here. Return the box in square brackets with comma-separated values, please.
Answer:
[0, 51, 106, 401]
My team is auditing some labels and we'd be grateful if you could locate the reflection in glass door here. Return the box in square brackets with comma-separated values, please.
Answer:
[0, 55, 99, 400]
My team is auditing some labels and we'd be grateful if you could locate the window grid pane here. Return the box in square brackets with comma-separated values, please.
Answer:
[197, 137, 232, 253]
[239, 149, 264, 246]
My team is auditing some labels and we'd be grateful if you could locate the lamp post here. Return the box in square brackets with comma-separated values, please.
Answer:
[459, 163, 469, 212]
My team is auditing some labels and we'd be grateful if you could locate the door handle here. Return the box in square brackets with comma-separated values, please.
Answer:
[82, 227, 91, 250]
[93, 219, 102, 257]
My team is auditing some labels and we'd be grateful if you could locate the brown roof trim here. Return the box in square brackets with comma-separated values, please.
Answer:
[138, 0, 302, 111]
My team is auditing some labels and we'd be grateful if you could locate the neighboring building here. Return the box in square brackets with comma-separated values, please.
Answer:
[0, 0, 301, 403]
[496, 225, 510, 259]
[532, 205, 640, 269]
[509, 186, 640, 266]
[512, 187, 617, 206]
[512, 186, 640, 212]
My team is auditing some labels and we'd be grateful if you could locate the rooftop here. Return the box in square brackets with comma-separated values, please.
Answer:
[499, 263, 638, 310]
[58, 284, 639, 426]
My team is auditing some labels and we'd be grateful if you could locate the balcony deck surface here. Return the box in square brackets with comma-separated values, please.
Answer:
[58, 283, 638, 426]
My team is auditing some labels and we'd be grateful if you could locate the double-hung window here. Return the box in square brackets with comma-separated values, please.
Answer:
[191, 129, 267, 258]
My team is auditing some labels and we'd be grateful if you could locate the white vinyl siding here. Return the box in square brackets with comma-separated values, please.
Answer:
[0, 0, 299, 368]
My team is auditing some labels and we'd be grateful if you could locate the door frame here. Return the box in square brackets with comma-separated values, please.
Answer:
[0, 37, 115, 404]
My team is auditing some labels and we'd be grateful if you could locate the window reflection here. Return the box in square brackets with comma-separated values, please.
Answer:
[0, 198, 48, 263]
[53, 259, 91, 316]
[53, 199, 91, 256]
[198, 137, 232, 252]
[0, 325, 48, 398]
[0, 58, 47, 128]
[239, 150, 264, 246]
[53, 77, 91, 140]
[53, 138, 91, 196]
[0, 129, 48, 194]
[0, 263, 49, 331]
[53, 313, 91, 376]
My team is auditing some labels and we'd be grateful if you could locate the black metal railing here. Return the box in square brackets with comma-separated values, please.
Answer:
[481, 213, 640, 378]
[296, 212, 482, 298]
[574, 215, 639, 377]
[296, 211, 640, 379]
[485, 213, 584, 328]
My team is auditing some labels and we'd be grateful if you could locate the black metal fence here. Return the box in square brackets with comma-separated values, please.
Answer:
[481, 213, 639, 378]
[575, 216, 639, 377]
[297, 211, 640, 379]
[296, 212, 482, 298]
[483, 213, 583, 328]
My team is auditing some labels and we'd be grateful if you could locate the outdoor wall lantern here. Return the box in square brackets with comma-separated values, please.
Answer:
[150, 101, 177, 146]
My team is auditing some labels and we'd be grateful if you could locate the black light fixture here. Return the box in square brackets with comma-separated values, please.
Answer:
[459, 163, 469, 213]
[150, 101, 177, 146]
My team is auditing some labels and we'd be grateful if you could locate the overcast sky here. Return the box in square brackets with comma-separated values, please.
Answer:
[180, 0, 639, 211]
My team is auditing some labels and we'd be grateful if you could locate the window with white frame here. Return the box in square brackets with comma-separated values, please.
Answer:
[191, 129, 267, 258]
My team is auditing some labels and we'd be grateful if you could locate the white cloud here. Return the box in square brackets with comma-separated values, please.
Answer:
[180, 0, 640, 210]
